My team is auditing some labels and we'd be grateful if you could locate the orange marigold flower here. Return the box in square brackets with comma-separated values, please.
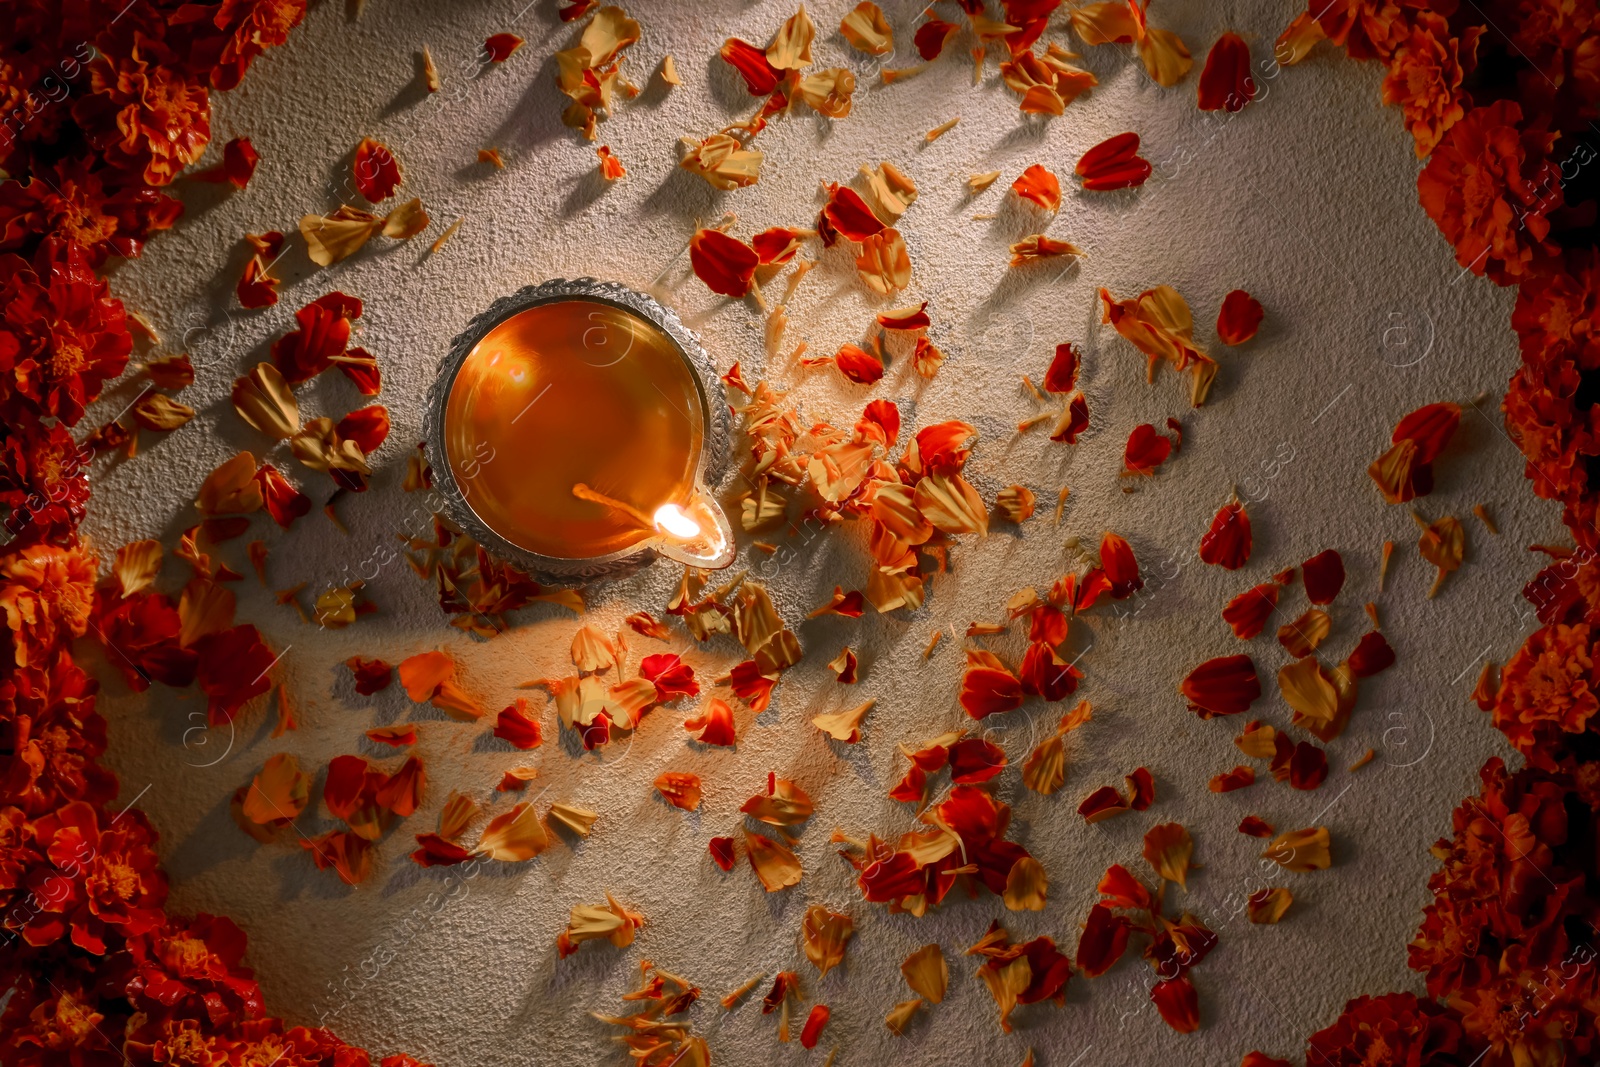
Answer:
[1381, 14, 1482, 159]
[1307, 992, 1472, 1065]
[0, 541, 96, 669]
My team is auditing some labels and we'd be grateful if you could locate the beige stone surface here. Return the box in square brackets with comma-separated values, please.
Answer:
[85, 1, 1550, 1064]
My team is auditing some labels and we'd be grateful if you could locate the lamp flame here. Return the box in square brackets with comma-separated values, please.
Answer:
[653, 503, 701, 540]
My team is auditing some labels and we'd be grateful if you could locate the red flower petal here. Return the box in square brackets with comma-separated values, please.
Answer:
[1393, 401, 1461, 465]
[1122, 423, 1173, 476]
[719, 37, 780, 94]
[1199, 501, 1252, 569]
[1348, 631, 1395, 677]
[336, 405, 390, 455]
[1078, 785, 1130, 823]
[411, 832, 473, 867]
[959, 665, 1024, 719]
[859, 399, 901, 448]
[1043, 342, 1080, 393]
[1100, 532, 1142, 598]
[1180, 655, 1262, 717]
[1217, 288, 1264, 344]
[640, 652, 699, 701]
[728, 661, 778, 711]
[484, 33, 525, 62]
[1197, 32, 1255, 112]
[1301, 549, 1345, 604]
[194, 137, 260, 189]
[752, 226, 810, 265]
[689, 229, 759, 298]
[1209, 765, 1255, 792]
[1286, 741, 1328, 790]
[1222, 583, 1280, 639]
[800, 1004, 830, 1049]
[1238, 815, 1274, 838]
[1012, 163, 1061, 211]
[273, 291, 363, 384]
[1151, 975, 1200, 1033]
[914, 17, 959, 60]
[353, 138, 402, 203]
[709, 835, 737, 870]
[346, 656, 392, 695]
[1076, 904, 1130, 977]
[949, 737, 1008, 784]
[822, 183, 887, 241]
[255, 464, 311, 529]
[339, 347, 382, 395]
[1050, 391, 1089, 443]
[493, 700, 544, 749]
[1019, 640, 1081, 701]
[1075, 133, 1151, 191]
[1125, 766, 1155, 810]
[1098, 863, 1153, 910]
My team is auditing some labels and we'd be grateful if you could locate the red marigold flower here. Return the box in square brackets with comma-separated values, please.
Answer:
[124, 913, 263, 1025]
[0, 158, 183, 265]
[0, 650, 116, 815]
[1492, 621, 1600, 759]
[1307, 992, 1472, 1065]
[1418, 100, 1564, 286]
[0, 238, 134, 425]
[210, 0, 309, 90]
[0, 419, 92, 538]
[21, 800, 168, 953]
[1314, 0, 1428, 61]
[73, 41, 212, 186]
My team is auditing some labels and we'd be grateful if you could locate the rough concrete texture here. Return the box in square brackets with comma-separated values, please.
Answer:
[83, 1, 1554, 1064]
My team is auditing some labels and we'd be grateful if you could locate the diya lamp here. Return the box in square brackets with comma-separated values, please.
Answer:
[423, 279, 735, 581]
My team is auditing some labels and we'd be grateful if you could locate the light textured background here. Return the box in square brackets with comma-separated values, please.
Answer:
[82, 1, 1553, 1064]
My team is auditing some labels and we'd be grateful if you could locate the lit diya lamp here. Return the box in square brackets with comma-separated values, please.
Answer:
[423, 279, 734, 580]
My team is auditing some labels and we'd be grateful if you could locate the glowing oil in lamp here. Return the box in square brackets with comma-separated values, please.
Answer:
[442, 298, 731, 567]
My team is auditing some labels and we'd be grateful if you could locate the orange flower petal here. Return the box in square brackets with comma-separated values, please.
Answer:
[1011, 163, 1061, 211]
